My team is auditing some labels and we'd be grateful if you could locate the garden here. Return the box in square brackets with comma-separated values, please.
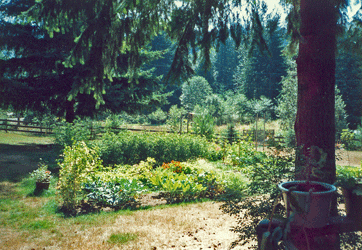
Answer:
[1, 118, 362, 250]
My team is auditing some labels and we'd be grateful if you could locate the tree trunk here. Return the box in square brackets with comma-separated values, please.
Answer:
[295, 0, 336, 184]
[65, 100, 75, 123]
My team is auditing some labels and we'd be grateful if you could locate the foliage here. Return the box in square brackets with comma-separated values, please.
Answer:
[104, 114, 123, 133]
[161, 160, 192, 174]
[83, 178, 147, 208]
[180, 76, 213, 112]
[335, 165, 362, 191]
[166, 105, 186, 133]
[57, 141, 103, 213]
[207, 142, 224, 162]
[192, 106, 215, 140]
[52, 119, 92, 148]
[226, 140, 267, 168]
[149, 168, 206, 203]
[29, 162, 52, 183]
[93, 131, 209, 166]
[148, 108, 167, 125]
[340, 127, 362, 151]
[222, 123, 239, 145]
[221, 146, 294, 248]
[277, 59, 348, 147]
[148, 163, 225, 203]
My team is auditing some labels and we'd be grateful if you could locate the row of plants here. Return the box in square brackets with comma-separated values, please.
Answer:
[51, 141, 243, 214]
[92, 131, 211, 166]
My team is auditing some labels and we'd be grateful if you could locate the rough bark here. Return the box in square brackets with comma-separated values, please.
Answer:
[295, 0, 337, 184]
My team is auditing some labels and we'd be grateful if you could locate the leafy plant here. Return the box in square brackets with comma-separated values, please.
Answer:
[84, 178, 147, 208]
[166, 105, 186, 133]
[161, 160, 192, 174]
[335, 165, 362, 191]
[52, 119, 92, 148]
[30, 161, 52, 183]
[192, 106, 215, 140]
[221, 146, 294, 248]
[148, 168, 206, 203]
[207, 142, 224, 161]
[57, 141, 103, 213]
[93, 131, 208, 166]
[223, 123, 239, 145]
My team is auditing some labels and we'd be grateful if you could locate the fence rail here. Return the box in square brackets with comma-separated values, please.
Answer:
[0, 118, 53, 134]
[0, 118, 283, 144]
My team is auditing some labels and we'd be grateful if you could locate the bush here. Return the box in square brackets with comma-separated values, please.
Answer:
[93, 131, 209, 166]
[148, 108, 167, 125]
[52, 119, 92, 148]
[83, 178, 147, 208]
[57, 141, 102, 213]
[341, 127, 362, 150]
[104, 114, 123, 133]
[192, 106, 215, 140]
[220, 147, 294, 248]
[166, 105, 186, 133]
[207, 142, 224, 161]
[222, 123, 239, 145]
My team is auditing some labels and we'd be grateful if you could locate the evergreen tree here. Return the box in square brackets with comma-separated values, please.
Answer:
[233, 13, 287, 101]
[336, 30, 362, 129]
[0, 0, 170, 121]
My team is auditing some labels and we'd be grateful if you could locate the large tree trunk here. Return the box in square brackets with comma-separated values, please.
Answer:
[65, 100, 76, 123]
[295, 0, 336, 184]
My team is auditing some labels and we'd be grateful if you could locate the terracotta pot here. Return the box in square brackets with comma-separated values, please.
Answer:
[278, 181, 336, 228]
[36, 182, 50, 190]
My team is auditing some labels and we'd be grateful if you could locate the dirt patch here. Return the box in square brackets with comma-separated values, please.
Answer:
[336, 149, 362, 167]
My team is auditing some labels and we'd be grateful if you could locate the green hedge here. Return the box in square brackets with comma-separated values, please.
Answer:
[93, 131, 209, 166]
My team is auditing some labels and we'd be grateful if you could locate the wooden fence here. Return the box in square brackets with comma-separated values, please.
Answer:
[0, 118, 53, 134]
[0, 118, 283, 144]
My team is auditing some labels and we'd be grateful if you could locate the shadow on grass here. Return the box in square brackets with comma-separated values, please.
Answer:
[0, 143, 61, 182]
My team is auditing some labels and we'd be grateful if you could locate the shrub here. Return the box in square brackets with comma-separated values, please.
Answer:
[220, 147, 294, 248]
[166, 105, 186, 133]
[207, 142, 224, 161]
[341, 128, 362, 150]
[52, 119, 92, 148]
[227, 140, 266, 168]
[192, 106, 215, 140]
[104, 114, 123, 133]
[57, 141, 102, 213]
[222, 123, 239, 145]
[148, 108, 167, 125]
[148, 168, 206, 203]
[94, 131, 209, 166]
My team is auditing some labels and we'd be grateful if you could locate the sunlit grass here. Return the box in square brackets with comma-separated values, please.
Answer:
[0, 131, 54, 145]
[108, 232, 138, 244]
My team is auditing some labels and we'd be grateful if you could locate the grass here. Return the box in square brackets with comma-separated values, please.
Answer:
[0, 176, 237, 249]
[0, 131, 245, 249]
[108, 232, 138, 244]
[0, 131, 54, 145]
[0, 131, 60, 182]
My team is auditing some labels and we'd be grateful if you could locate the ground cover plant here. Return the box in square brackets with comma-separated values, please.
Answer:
[2, 129, 362, 249]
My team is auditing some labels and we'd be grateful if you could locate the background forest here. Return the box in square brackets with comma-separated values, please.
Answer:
[0, 0, 361, 146]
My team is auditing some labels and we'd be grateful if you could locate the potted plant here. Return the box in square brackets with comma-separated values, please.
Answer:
[30, 161, 52, 191]
[335, 165, 362, 226]
[278, 146, 337, 228]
